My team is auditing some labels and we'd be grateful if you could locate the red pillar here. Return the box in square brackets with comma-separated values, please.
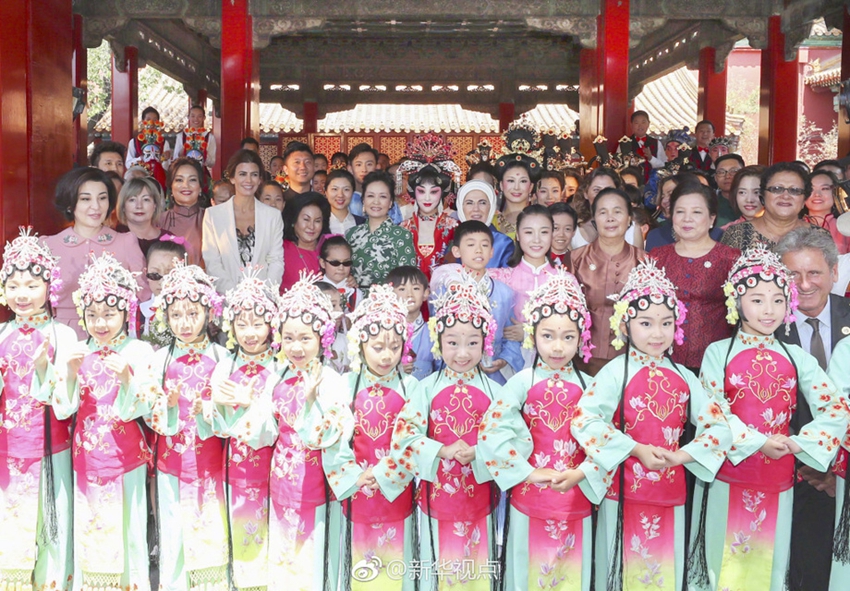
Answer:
[303, 101, 318, 135]
[579, 47, 599, 158]
[111, 46, 139, 149]
[212, 107, 222, 179]
[197, 89, 208, 108]
[839, 7, 850, 158]
[759, 15, 799, 164]
[698, 46, 728, 136]
[498, 103, 515, 132]
[598, 0, 630, 152]
[0, 0, 73, 241]
[72, 14, 88, 166]
[221, 0, 259, 163]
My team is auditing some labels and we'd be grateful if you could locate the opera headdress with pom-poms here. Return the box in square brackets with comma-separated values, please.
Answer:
[522, 268, 594, 363]
[221, 265, 281, 350]
[427, 276, 496, 359]
[154, 260, 223, 334]
[722, 247, 798, 332]
[276, 271, 339, 359]
[73, 252, 141, 334]
[0, 227, 62, 310]
[346, 283, 412, 373]
[608, 258, 687, 351]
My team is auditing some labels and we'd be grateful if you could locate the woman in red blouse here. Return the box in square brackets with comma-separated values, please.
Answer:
[652, 181, 740, 371]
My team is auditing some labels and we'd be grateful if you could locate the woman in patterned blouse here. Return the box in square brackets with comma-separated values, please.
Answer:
[345, 170, 416, 292]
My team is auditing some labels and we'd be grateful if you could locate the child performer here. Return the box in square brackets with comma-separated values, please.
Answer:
[233, 272, 347, 590]
[478, 268, 604, 591]
[0, 229, 77, 591]
[150, 260, 229, 591]
[313, 284, 418, 590]
[197, 267, 281, 591]
[571, 259, 732, 591]
[827, 337, 850, 591]
[432, 220, 523, 384]
[692, 248, 848, 591]
[387, 266, 434, 380]
[54, 252, 171, 591]
[390, 278, 500, 589]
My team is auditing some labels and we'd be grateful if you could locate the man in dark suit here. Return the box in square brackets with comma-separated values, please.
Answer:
[686, 119, 715, 171]
[776, 226, 850, 591]
[619, 110, 665, 182]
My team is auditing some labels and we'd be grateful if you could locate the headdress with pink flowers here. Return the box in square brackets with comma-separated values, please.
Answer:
[722, 247, 798, 333]
[522, 268, 594, 363]
[221, 266, 281, 350]
[346, 283, 413, 373]
[154, 260, 223, 333]
[277, 271, 339, 359]
[427, 277, 496, 359]
[608, 258, 687, 351]
[73, 252, 141, 335]
[0, 227, 62, 310]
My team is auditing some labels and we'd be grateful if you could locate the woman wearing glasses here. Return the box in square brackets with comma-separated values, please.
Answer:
[45, 167, 150, 338]
[721, 162, 827, 252]
[280, 192, 331, 292]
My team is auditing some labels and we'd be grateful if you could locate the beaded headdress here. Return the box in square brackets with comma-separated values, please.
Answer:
[73, 252, 141, 335]
[221, 266, 281, 350]
[495, 116, 544, 182]
[395, 133, 463, 194]
[428, 276, 496, 359]
[608, 258, 687, 351]
[465, 140, 493, 167]
[346, 283, 413, 373]
[277, 271, 338, 359]
[709, 135, 738, 151]
[0, 227, 62, 309]
[722, 247, 798, 332]
[522, 268, 594, 363]
[664, 127, 692, 147]
[153, 260, 223, 334]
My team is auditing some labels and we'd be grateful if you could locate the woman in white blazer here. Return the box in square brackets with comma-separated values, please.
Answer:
[202, 149, 284, 294]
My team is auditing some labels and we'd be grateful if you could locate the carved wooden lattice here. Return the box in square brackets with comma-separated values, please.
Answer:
[448, 135, 474, 180]
[313, 135, 342, 161]
[259, 144, 278, 171]
[379, 136, 407, 166]
[345, 136, 375, 151]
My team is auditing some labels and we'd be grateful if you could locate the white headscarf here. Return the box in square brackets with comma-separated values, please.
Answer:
[456, 180, 498, 226]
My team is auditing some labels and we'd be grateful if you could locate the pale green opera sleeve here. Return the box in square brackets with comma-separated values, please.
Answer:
[477, 369, 535, 490]
[296, 366, 354, 450]
[679, 366, 733, 481]
[699, 339, 768, 465]
[788, 343, 848, 471]
[115, 340, 174, 434]
[571, 355, 638, 472]
[827, 336, 850, 453]
[387, 374, 445, 485]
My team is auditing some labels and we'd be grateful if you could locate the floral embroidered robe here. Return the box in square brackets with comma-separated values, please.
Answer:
[151, 338, 229, 591]
[50, 335, 171, 591]
[313, 370, 419, 591]
[695, 333, 848, 591]
[400, 211, 458, 279]
[0, 314, 78, 591]
[198, 349, 277, 591]
[572, 350, 732, 591]
[391, 368, 499, 590]
[826, 336, 850, 591]
[478, 361, 606, 591]
[231, 360, 348, 591]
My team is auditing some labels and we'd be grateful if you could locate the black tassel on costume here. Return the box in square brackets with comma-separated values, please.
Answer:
[833, 475, 850, 564]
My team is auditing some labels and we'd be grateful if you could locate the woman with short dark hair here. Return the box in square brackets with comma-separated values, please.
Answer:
[652, 182, 740, 371]
[280, 192, 331, 291]
[45, 167, 149, 337]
